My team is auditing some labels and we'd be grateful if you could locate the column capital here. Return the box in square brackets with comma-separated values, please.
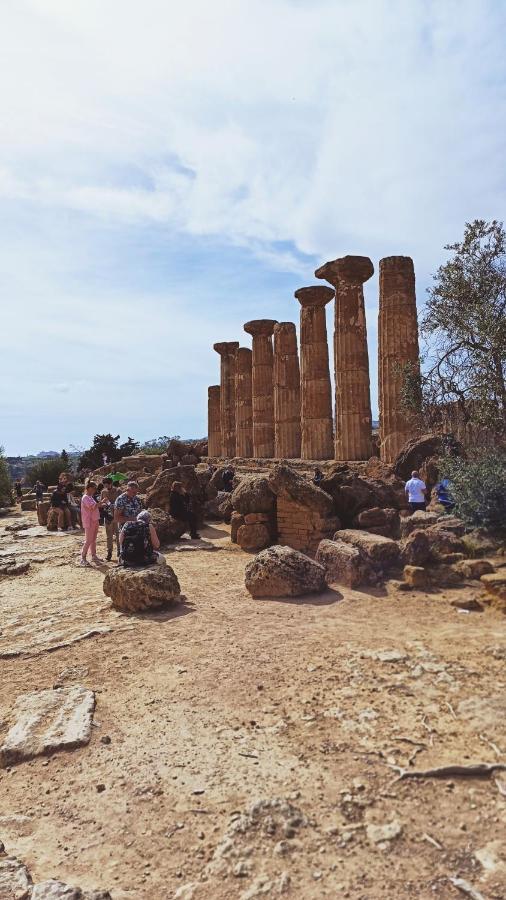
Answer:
[379, 256, 414, 275]
[294, 286, 334, 308]
[315, 255, 374, 286]
[244, 319, 277, 337]
[208, 384, 220, 396]
[213, 341, 239, 356]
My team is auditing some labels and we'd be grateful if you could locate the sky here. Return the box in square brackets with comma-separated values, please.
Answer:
[1, 0, 505, 456]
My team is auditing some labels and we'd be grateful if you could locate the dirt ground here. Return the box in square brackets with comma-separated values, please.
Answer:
[1, 509, 505, 900]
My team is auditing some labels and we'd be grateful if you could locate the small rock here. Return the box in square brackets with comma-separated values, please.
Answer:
[366, 820, 403, 844]
[96, 784, 106, 793]
[450, 597, 483, 612]
[403, 565, 429, 590]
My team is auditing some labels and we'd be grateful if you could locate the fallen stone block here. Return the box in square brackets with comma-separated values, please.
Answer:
[480, 573, 506, 613]
[237, 523, 271, 553]
[403, 565, 429, 590]
[245, 545, 327, 598]
[399, 511, 438, 539]
[400, 529, 431, 567]
[103, 565, 181, 613]
[315, 539, 369, 587]
[0, 685, 95, 768]
[455, 558, 494, 580]
[450, 597, 484, 612]
[333, 529, 400, 574]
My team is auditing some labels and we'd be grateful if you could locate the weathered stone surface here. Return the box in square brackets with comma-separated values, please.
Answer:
[378, 257, 420, 463]
[218, 493, 233, 524]
[399, 511, 439, 539]
[462, 528, 502, 557]
[354, 506, 400, 539]
[32, 881, 112, 899]
[37, 500, 50, 526]
[207, 385, 221, 457]
[245, 545, 327, 598]
[147, 508, 186, 544]
[230, 511, 245, 543]
[0, 686, 95, 768]
[204, 490, 231, 520]
[450, 597, 484, 612]
[244, 320, 277, 458]
[480, 573, 506, 612]
[0, 855, 32, 898]
[269, 465, 335, 517]
[403, 565, 429, 589]
[237, 523, 271, 553]
[103, 566, 181, 613]
[394, 433, 463, 481]
[321, 468, 406, 527]
[316, 256, 373, 460]
[146, 465, 201, 512]
[235, 347, 253, 458]
[20, 500, 36, 511]
[231, 476, 275, 516]
[455, 559, 494, 580]
[273, 322, 301, 459]
[335, 529, 400, 573]
[400, 529, 431, 567]
[244, 512, 271, 525]
[0, 562, 30, 577]
[315, 539, 368, 587]
[214, 342, 239, 458]
[424, 526, 466, 558]
[46, 508, 60, 531]
[294, 286, 334, 460]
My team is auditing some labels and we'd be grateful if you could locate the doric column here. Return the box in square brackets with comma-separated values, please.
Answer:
[213, 341, 239, 458]
[243, 319, 277, 458]
[207, 385, 221, 457]
[315, 255, 373, 460]
[294, 286, 334, 460]
[378, 256, 420, 463]
[235, 347, 253, 457]
[273, 322, 301, 459]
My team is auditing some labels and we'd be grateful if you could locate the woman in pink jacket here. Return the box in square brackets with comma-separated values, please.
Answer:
[80, 481, 102, 566]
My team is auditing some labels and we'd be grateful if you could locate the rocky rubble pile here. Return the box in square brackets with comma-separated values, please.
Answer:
[0, 851, 111, 899]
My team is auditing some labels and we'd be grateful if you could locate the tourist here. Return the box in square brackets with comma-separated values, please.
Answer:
[100, 476, 120, 561]
[436, 477, 455, 513]
[222, 467, 235, 492]
[114, 481, 143, 528]
[34, 480, 45, 503]
[14, 480, 22, 500]
[404, 470, 427, 513]
[50, 482, 73, 531]
[65, 483, 82, 528]
[169, 481, 200, 539]
[80, 480, 103, 566]
[313, 467, 323, 487]
[119, 510, 165, 567]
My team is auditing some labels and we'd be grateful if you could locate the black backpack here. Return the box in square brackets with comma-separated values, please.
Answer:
[120, 522, 153, 567]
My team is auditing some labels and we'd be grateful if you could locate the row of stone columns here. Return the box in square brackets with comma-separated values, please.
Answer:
[210, 255, 419, 464]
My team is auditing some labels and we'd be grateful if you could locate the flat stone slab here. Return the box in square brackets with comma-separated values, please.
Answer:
[0, 685, 95, 768]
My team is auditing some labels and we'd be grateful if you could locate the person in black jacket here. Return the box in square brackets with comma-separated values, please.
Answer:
[169, 481, 200, 540]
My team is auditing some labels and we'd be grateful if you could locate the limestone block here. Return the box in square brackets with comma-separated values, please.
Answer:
[335, 529, 400, 572]
[403, 565, 429, 589]
[237, 523, 271, 553]
[103, 566, 181, 613]
[245, 545, 327, 598]
[455, 558, 494, 580]
[315, 539, 367, 587]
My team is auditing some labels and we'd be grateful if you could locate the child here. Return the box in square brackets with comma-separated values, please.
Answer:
[80, 481, 103, 566]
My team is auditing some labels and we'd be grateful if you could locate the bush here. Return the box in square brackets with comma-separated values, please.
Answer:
[0, 447, 13, 506]
[441, 451, 506, 531]
[27, 458, 68, 488]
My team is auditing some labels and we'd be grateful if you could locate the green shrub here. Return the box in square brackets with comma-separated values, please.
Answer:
[27, 457, 68, 487]
[0, 447, 13, 506]
[440, 451, 506, 531]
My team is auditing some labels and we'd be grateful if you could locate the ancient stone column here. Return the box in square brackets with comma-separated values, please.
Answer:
[213, 341, 239, 458]
[378, 256, 420, 463]
[273, 322, 301, 459]
[235, 347, 253, 458]
[243, 319, 277, 458]
[294, 286, 334, 460]
[315, 256, 373, 460]
[207, 385, 221, 457]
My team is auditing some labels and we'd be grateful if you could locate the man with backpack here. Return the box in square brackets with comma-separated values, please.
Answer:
[119, 511, 165, 567]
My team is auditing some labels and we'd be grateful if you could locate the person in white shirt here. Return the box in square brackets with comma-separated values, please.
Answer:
[405, 470, 427, 513]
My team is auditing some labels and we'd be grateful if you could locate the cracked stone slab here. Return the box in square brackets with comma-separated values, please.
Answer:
[0, 685, 95, 768]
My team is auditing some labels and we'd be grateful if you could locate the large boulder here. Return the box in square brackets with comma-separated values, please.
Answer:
[269, 466, 338, 519]
[432, 516, 466, 537]
[237, 523, 271, 553]
[145, 466, 202, 512]
[399, 510, 439, 539]
[480, 572, 506, 612]
[424, 526, 466, 558]
[245, 545, 327, 598]
[315, 539, 369, 587]
[147, 508, 186, 544]
[231, 476, 276, 516]
[320, 468, 406, 525]
[400, 529, 431, 566]
[230, 511, 245, 542]
[334, 529, 401, 574]
[103, 566, 181, 613]
[353, 506, 400, 539]
[0, 856, 33, 898]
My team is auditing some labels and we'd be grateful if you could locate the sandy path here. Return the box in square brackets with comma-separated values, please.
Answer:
[1, 511, 505, 899]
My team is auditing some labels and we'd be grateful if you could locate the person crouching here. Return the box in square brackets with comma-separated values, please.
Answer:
[119, 510, 165, 567]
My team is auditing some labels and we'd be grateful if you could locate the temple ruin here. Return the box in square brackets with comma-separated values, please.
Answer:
[209, 254, 421, 464]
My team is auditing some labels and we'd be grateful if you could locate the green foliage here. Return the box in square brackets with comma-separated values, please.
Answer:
[440, 451, 506, 531]
[78, 434, 140, 471]
[0, 446, 13, 506]
[60, 449, 70, 469]
[418, 220, 506, 437]
[139, 436, 179, 455]
[26, 457, 65, 487]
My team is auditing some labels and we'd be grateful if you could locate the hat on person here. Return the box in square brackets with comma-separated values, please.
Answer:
[137, 511, 151, 524]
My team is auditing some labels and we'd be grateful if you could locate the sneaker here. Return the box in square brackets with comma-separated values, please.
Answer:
[91, 556, 104, 564]
[79, 558, 90, 567]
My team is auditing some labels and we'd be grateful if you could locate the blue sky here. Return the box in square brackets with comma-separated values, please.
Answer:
[1, 0, 505, 455]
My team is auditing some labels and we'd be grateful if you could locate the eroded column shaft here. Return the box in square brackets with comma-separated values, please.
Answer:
[207, 385, 222, 457]
[213, 342, 239, 458]
[235, 347, 253, 458]
[273, 322, 301, 459]
[295, 287, 334, 460]
[244, 320, 277, 458]
[378, 256, 420, 463]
